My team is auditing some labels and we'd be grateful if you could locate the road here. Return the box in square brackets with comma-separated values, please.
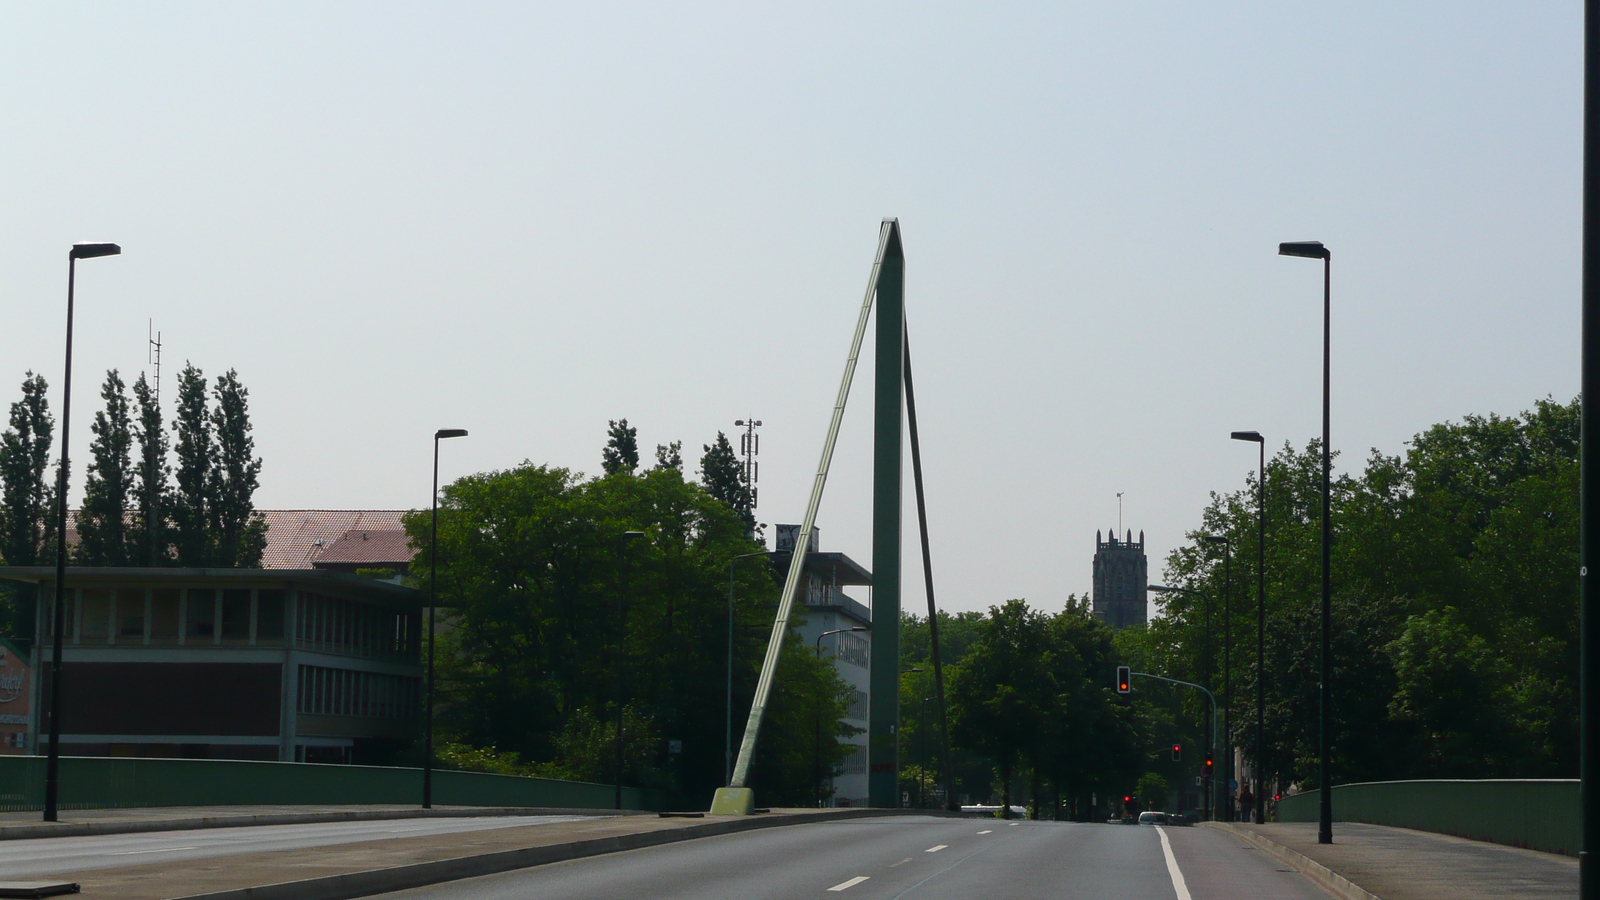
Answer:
[0, 814, 593, 879]
[369, 815, 1331, 900]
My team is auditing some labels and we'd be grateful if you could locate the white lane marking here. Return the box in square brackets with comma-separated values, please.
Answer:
[828, 876, 870, 891]
[112, 846, 198, 855]
[976, 829, 993, 834]
[925, 844, 948, 852]
[888, 857, 913, 868]
[1008, 821, 1021, 826]
[1155, 826, 1193, 900]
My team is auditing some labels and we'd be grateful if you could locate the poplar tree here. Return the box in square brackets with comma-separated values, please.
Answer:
[0, 373, 55, 567]
[602, 419, 639, 475]
[77, 370, 134, 565]
[209, 370, 266, 567]
[170, 363, 213, 566]
[129, 372, 171, 565]
[0, 374, 54, 639]
[699, 432, 754, 537]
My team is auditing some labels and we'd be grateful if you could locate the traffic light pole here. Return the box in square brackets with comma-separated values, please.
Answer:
[1130, 672, 1218, 820]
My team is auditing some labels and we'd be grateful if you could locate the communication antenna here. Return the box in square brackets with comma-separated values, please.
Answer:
[1117, 491, 1124, 537]
[145, 319, 164, 565]
[734, 418, 761, 509]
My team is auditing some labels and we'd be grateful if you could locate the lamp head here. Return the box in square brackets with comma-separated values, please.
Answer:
[1278, 241, 1328, 260]
[1231, 430, 1264, 443]
[1203, 535, 1229, 546]
[623, 531, 646, 540]
[435, 428, 468, 440]
[70, 242, 121, 260]
[1147, 585, 1175, 594]
[851, 626, 868, 632]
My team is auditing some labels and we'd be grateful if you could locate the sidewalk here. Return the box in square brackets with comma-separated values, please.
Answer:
[7, 806, 952, 900]
[1211, 821, 1577, 900]
[0, 804, 633, 840]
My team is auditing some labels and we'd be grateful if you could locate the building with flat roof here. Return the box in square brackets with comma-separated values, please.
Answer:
[0, 567, 423, 764]
[770, 524, 872, 808]
[1092, 529, 1148, 630]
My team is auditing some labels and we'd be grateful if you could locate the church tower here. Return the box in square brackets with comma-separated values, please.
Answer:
[1092, 529, 1148, 629]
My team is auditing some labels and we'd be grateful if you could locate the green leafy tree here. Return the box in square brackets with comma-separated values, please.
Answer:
[1136, 772, 1169, 810]
[0, 373, 55, 640]
[170, 363, 212, 566]
[406, 460, 850, 807]
[602, 419, 639, 475]
[654, 441, 683, 472]
[128, 372, 172, 566]
[209, 370, 266, 567]
[76, 370, 134, 565]
[699, 432, 753, 538]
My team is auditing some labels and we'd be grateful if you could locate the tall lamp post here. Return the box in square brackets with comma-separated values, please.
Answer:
[814, 627, 868, 807]
[1147, 583, 1214, 822]
[1232, 430, 1268, 823]
[1280, 239, 1334, 844]
[44, 241, 121, 823]
[1202, 534, 1232, 820]
[726, 551, 768, 786]
[423, 428, 468, 809]
[615, 531, 646, 810]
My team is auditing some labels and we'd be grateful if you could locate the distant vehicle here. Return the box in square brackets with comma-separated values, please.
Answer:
[1137, 811, 1170, 825]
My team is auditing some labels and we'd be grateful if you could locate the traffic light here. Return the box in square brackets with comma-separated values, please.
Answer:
[1116, 666, 1131, 694]
[1171, 743, 1182, 762]
[1204, 753, 1214, 776]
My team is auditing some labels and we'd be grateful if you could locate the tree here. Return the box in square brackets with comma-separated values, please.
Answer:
[128, 372, 172, 566]
[602, 419, 639, 475]
[170, 364, 212, 566]
[76, 370, 134, 565]
[404, 460, 850, 807]
[0, 373, 54, 568]
[699, 432, 753, 538]
[654, 441, 683, 472]
[0, 373, 54, 640]
[209, 370, 266, 567]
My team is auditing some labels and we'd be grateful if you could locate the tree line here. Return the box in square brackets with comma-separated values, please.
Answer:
[1130, 395, 1578, 793]
[404, 420, 845, 808]
[0, 366, 266, 639]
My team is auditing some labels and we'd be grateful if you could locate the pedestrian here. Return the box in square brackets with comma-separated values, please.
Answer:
[1239, 786, 1255, 823]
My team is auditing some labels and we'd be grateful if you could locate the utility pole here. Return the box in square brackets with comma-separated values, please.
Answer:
[146, 320, 162, 566]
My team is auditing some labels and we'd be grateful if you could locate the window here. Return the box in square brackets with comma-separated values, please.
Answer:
[846, 690, 868, 721]
[221, 590, 251, 641]
[842, 745, 867, 775]
[257, 590, 285, 642]
[117, 590, 145, 639]
[186, 589, 215, 640]
[836, 632, 869, 668]
[149, 589, 180, 642]
[80, 590, 112, 642]
[298, 665, 418, 719]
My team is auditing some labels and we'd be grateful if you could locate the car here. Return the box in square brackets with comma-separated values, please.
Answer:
[1136, 811, 1170, 825]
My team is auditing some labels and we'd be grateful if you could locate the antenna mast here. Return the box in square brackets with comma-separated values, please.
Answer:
[735, 418, 761, 510]
[146, 320, 163, 565]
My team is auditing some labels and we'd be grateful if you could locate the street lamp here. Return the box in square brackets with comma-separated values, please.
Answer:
[615, 530, 647, 810]
[44, 241, 121, 823]
[1202, 534, 1232, 821]
[815, 626, 868, 807]
[726, 550, 768, 786]
[423, 428, 468, 809]
[1280, 239, 1334, 844]
[1232, 429, 1268, 824]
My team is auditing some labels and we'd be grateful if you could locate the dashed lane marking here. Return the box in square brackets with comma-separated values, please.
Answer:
[828, 876, 870, 891]
[112, 847, 198, 855]
[925, 844, 948, 853]
[888, 858, 913, 868]
[977, 829, 993, 834]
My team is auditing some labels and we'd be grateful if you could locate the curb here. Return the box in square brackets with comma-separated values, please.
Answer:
[1203, 822, 1381, 900]
[0, 807, 640, 842]
[173, 808, 963, 900]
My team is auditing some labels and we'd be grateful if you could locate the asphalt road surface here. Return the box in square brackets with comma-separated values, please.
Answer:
[0, 814, 593, 878]
[370, 815, 1332, 900]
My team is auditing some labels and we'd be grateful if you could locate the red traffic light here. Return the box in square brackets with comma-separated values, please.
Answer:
[1115, 665, 1131, 694]
[1171, 743, 1182, 761]
[1123, 795, 1131, 803]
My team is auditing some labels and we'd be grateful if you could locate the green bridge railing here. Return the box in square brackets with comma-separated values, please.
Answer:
[0, 756, 662, 812]
[1276, 779, 1577, 856]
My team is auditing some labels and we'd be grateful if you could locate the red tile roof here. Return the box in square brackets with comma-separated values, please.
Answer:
[256, 510, 410, 569]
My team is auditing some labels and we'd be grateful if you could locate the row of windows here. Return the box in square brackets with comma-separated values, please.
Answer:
[296, 665, 418, 719]
[835, 632, 869, 668]
[47, 588, 286, 646]
[845, 690, 868, 721]
[841, 744, 867, 775]
[296, 592, 416, 661]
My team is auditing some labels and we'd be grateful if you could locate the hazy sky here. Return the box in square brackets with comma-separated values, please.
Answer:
[1, 3, 1579, 616]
